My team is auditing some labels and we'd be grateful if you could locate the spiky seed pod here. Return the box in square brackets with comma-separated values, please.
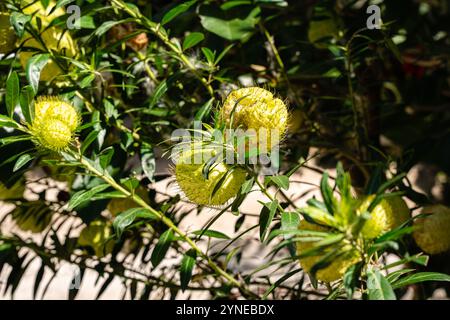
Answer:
[413, 205, 450, 255]
[29, 96, 79, 151]
[78, 220, 115, 258]
[20, 27, 77, 81]
[34, 96, 79, 131]
[107, 187, 150, 217]
[33, 119, 73, 151]
[0, 12, 17, 54]
[296, 220, 361, 283]
[357, 195, 410, 239]
[220, 87, 288, 149]
[175, 149, 247, 206]
[12, 202, 53, 233]
[21, 0, 65, 30]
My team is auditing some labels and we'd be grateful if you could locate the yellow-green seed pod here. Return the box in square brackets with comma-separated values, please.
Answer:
[0, 12, 17, 54]
[34, 119, 73, 151]
[175, 149, 247, 206]
[413, 205, 450, 255]
[220, 87, 288, 149]
[21, 0, 65, 30]
[297, 220, 361, 283]
[20, 27, 77, 82]
[357, 195, 410, 239]
[34, 96, 79, 131]
[78, 220, 114, 258]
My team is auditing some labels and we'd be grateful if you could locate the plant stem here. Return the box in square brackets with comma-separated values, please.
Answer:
[77, 153, 255, 297]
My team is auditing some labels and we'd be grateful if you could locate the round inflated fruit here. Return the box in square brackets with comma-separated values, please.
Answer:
[175, 148, 247, 206]
[296, 220, 361, 283]
[413, 205, 450, 255]
[357, 195, 410, 239]
[220, 87, 288, 150]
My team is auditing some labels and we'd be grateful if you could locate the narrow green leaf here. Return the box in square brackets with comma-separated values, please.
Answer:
[151, 229, 174, 268]
[20, 85, 35, 124]
[26, 54, 50, 93]
[194, 98, 214, 122]
[113, 207, 157, 239]
[180, 250, 197, 291]
[67, 184, 110, 211]
[141, 142, 155, 182]
[161, 0, 197, 25]
[192, 229, 230, 239]
[183, 32, 204, 50]
[6, 71, 20, 117]
[392, 272, 450, 289]
[260, 200, 278, 241]
[13, 154, 33, 172]
[0, 115, 19, 129]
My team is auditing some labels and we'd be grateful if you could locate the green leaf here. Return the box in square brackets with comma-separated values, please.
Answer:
[320, 172, 336, 215]
[13, 154, 33, 172]
[67, 184, 110, 211]
[180, 250, 197, 291]
[10, 12, 31, 38]
[194, 98, 214, 122]
[94, 20, 129, 37]
[259, 200, 278, 241]
[6, 72, 20, 117]
[149, 80, 168, 109]
[392, 272, 450, 289]
[281, 211, 300, 239]
[201, 47, 215, 64]
[26, 54, 50, 93]
[141, 142, 155, 182]
[183, 32, 204, 50]
[240, 177, 254, 194]
[366, 268, 396, 300]
[0, 115, 19, 129]
[98, 147, 114, 169]
[81, 130, 100, 154]
[262, 268, 302, 299]
[269, 175, 289, 190]
[192, 230, 230, 239]
[199, 5, 261, 41]
[343, 263, 362, 299]
[113, 208, 157, 239]
[298, 206, 338, 227]
[161, 0, 197, 25]
[151, 229, 174, 268]
[20, 85, 35, 124]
